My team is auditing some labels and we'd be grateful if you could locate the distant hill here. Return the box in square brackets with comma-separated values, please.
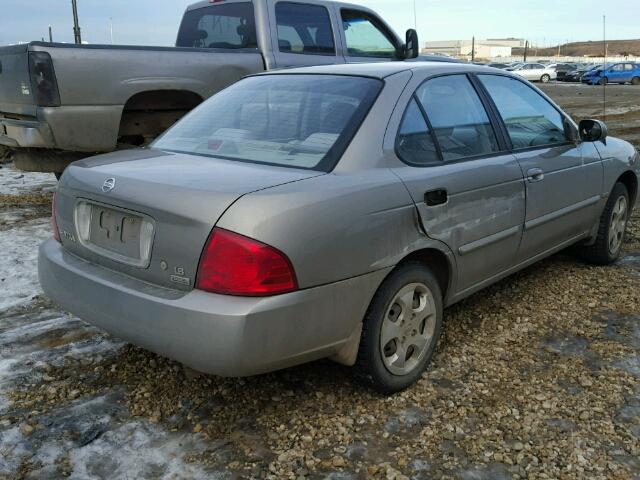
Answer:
[513, 39, 640, 57]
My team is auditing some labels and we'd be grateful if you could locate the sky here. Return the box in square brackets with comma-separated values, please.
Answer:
[0, 0, 638, 47]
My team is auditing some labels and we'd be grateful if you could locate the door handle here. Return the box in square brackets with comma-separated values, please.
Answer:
[425, 189, 448, 206]
[527, 168, 545, 182]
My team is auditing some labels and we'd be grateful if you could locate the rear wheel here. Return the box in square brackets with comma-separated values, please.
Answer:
[582, 183, 630, 265]
[540, 74, 551, 83]
[355, 263, 443, 393]
[632, 76, 640, 85]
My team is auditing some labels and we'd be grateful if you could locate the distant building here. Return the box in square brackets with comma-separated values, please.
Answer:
[422, 38, 524, 59]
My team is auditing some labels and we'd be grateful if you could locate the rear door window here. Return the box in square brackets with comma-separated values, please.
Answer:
[176, 2, 257, 49]
[341, 10, 397, 58]
[414, 75, 500, 162]
[478, 74, 568, 149]
[396, 99, 440, 166]
[276, 2, 335, 55]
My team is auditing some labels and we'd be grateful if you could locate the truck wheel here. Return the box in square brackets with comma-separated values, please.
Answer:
[581, 183, 630, 265]
[540, 74, 551, 83]
[632, 77, 640, 85]
[355, 262, 443, 393]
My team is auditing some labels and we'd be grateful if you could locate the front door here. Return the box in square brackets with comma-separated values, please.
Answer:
[390, 74, 526, 294]
[477, 74, 603, 261]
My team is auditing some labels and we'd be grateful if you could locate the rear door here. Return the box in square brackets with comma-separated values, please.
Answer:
[607, 64, 625, 82]
[268, 0, 344, 68]
[622, 63, 636, 83]
[390, 74, 526, 294]
[477, 74, 603, 262]
[337, 8, 399, 63]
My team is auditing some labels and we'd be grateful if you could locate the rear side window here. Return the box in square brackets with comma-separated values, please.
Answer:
[341, 10, 397, 58]
[478, 75, 568, 149]
[396, 99, 439, 166]
[176, 3, 257, 49]
[414, 75, 500, 162]
[276, 2, 335, 55]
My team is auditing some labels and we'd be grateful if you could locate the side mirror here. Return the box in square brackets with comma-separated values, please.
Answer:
[400, 29, 419, 60]
[579, 119, 608, 143]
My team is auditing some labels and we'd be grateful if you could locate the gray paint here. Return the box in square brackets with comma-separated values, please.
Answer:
[39, 63, 640, 376]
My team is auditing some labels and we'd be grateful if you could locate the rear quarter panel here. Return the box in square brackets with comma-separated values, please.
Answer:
[215, 169, 426, 289]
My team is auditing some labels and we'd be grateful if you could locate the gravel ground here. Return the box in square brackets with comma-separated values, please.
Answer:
[0, 85, 639, 479]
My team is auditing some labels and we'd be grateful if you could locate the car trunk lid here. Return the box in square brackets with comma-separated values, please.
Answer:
[55, 148, 323, 291]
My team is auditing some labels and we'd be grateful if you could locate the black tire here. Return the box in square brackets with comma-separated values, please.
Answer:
[582, 183, 630, 265]
[599, 77, 608, 86]
[632, 77, 640, 86]
[540, 74, 551, 83]
[355, 262, 443, 393]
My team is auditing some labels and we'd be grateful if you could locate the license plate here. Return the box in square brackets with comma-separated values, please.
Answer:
[89, 205, 143, 260]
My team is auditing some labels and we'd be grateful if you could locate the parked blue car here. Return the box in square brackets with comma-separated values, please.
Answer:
[582, 62, 640, 85]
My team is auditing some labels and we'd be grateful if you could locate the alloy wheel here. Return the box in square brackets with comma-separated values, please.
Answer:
[608, 195, 628, 255]
[380, 283, 437, 376]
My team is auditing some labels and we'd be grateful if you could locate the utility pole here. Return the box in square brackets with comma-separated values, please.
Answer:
[48, 25, 53, 42]
[109, 17, 114, 44]
[471, 36, 475, 62]
[523, 40, 528, 62]
[71, 0, 82, 44]
[602, 14, 606, 121]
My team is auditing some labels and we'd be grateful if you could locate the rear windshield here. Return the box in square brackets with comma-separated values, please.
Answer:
[152, 75, 382, 171]
[176, 2, 257, 49]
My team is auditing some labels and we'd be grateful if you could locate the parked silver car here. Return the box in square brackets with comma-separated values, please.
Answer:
[510, 62, 557, 83]
[39, 62, 639, 392]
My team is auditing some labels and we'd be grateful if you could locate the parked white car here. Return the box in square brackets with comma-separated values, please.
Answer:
[511, 63, 557, 83]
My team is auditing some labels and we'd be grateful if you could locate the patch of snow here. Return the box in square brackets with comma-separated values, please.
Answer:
[0, 426, 28, 474]
[0, 163, 56, 196]
[0, 218, 51, 312]
[70, 421, 214, 480]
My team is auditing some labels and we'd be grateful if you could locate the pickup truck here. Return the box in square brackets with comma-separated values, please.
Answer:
[0, 0, 419, 176]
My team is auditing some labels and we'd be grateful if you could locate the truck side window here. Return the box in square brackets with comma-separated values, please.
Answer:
[341, 10, 397, 58]
[275, 2, 335, 55]
[176, 3, 257, 49]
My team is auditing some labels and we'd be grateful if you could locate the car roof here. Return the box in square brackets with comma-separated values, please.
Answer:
[261, 61, 505, 79]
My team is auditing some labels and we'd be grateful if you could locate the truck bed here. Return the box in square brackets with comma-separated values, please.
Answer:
[0, 41, 265, 112]
[0, 42, 265, 155]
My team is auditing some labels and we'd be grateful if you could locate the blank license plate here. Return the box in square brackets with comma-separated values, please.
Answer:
[89, 205, 143, 260]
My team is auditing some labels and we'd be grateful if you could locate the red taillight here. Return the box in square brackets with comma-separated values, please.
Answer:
[196, 228, 297, 297]
[52, 192, 61, 243]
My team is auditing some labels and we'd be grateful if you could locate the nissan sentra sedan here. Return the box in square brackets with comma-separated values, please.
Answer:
[39, 62, 639, 392]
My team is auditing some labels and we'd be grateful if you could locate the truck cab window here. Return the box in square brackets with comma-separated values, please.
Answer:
[275, 3, 335, 55]
[341, 10, 397, 58]
[176, 3, 257, 49]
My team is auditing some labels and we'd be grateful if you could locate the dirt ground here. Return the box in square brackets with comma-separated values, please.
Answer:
[539, 83, 640, 148]
[0, 84, 639, 480]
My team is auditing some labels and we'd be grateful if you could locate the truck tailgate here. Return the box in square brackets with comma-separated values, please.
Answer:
[0, 44, 35, 116]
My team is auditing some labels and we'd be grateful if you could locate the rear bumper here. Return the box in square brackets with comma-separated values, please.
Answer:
[38, 239, 389, 377]
[0, 116, 55, 148]
[1, 105, 122, 151]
